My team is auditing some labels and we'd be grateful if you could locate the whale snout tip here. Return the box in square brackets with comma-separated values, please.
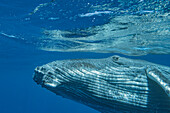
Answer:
[33, 66, 45, 85]
[33, 65, 62, 88]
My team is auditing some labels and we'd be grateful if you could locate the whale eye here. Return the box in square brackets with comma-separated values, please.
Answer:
[112, 55, 119, 61]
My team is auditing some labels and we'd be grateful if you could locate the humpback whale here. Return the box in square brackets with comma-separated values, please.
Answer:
[33, 55, 170, 113]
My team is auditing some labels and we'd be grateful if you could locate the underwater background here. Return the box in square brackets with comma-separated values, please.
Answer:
[0, 0, 169, 113]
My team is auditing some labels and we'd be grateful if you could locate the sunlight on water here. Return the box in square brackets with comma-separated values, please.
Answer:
[1, 0, 169, 56]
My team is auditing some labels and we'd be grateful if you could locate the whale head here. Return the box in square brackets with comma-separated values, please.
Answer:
[33, 56, 170, 113]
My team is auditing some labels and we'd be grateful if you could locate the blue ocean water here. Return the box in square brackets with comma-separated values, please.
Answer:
[0, 0, 169, 113]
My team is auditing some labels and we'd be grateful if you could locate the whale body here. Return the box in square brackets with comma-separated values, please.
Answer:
[33, 56, 170, 113]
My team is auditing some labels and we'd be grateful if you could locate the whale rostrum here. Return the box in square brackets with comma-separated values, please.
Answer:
[33, 55, 170, 113]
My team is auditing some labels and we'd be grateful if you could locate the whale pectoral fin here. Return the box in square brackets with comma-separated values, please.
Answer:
[146, 66, 170, 97]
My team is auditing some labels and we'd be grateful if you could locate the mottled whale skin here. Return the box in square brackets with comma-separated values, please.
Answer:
[33, 56, 170, 113]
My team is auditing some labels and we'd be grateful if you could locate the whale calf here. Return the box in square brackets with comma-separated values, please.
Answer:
[33, 55, 170, 113]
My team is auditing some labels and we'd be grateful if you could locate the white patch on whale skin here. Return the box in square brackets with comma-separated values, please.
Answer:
[44, 82, 57, 87]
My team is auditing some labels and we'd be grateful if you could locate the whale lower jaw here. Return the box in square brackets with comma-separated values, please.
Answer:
[33, 56, 170, 113]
